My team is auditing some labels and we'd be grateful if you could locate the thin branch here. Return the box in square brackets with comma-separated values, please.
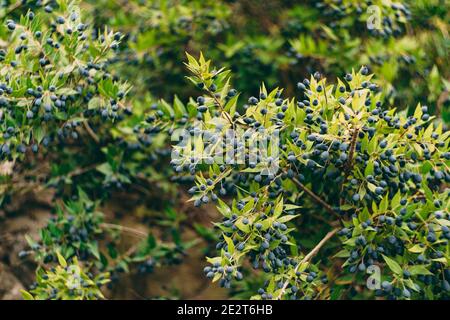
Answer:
[83, 121, 100, 144]
[276, 228, 339, 300]
[291, 177, 340, 219]
[66, 163, 99, 178]
[101, 223, 148, 239]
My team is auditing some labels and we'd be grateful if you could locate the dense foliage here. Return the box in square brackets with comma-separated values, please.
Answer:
[180, 54, 449, 300]
[0, 0, 448, 300]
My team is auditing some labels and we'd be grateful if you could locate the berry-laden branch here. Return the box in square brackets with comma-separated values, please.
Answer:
[276, 228, 339, 300]
[345, 127, 360, 173]
[340, 127, 360, 205]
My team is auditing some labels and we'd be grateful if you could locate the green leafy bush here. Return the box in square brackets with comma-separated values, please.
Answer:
[172, 53, 449, 300]
[75, 0, 449, 119]
[0, 0, 448, 300]
[0, 1, 128, 160]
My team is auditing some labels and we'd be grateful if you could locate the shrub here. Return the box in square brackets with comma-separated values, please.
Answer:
[0, 1, 128, 160]
[1, 1, 191, 299]
[0, 0, 448, 301]
[172, 53, 449, 300]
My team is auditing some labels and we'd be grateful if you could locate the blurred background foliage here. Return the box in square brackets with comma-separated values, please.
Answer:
[4, 0, 447, 117]
[85, 0, 449, 122]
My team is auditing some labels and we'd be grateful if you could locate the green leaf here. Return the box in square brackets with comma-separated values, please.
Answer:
[277, 214, 300, 223]
[88, 97, 103, 110]
[382, 255, 402, 275]
[56, 252, 67, 268]
[364, 160, 374, 176]
[409, 265, 433, 276]
[173, 95, 187, 118]
[284, 204, 302, 211]
[57, 88, 78, 96]
[223, 234, 235, 255]
[408, 245, 425, 254]
[333, 250, 350, 258]
[206, 256, 222, 265]
[159, 99, 174, 117]
[33, 126, 46, 144]
[96, 163, 113, 176]
[21, 290, 34, 300]
[235, 219, 250, 233]
[87, 241, 100, 260]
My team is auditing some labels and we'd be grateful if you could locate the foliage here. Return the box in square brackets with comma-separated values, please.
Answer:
[21, 253, 110, 300]
[20, 187, 192, 292]
[177, 53, 449, 300]
[74, 0, 449, 120]
[0, 0, 448, 300]
[0, 0, 128, 161]
[1, 1, 190, 300]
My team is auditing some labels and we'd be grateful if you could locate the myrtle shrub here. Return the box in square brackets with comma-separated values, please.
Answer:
[0, 0, 131, 203]
[0, 0, 128, 160]
[0, 0, 448, 301]
[0, 1, 193, 299]
[172, 54, 449, 300]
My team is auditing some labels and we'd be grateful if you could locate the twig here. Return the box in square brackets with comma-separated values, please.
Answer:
[101, 223, 148, 238]
[276, 228, 339, 300]
[83, 121, 100, 144]
[66, 163, 99, 178]
[291, 177, 340, 219]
